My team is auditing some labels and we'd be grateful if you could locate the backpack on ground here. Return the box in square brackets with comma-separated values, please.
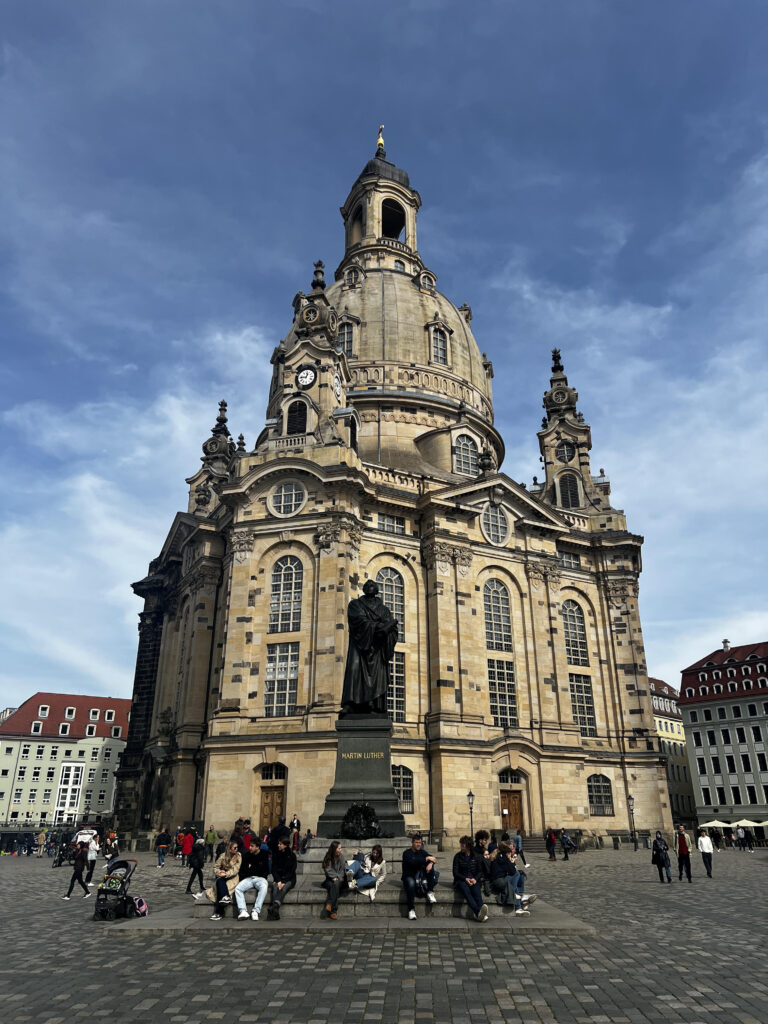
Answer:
[133, 896, 149, 916]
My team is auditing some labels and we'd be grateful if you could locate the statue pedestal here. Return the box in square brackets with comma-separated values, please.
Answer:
[316, 714, 406, 837]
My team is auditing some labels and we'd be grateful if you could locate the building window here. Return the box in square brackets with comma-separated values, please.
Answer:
[85, 724, 96, 737]
[394, 259, 405, 272]
[89, 709, 99, 721]
[346, 268, 359, 287]
[31, 721, 42, 735]
[103, 748, 112, 761]
[703, 708, 712, 720]
[104, 710, 115, 723]
[32, 766, 40, 781]
[375, 567, 405, 641]
[260, 762, 287, 780]
[748, 703, 757, 716]
[693, 731, 701, 746]
[689, 711, 698, 722]
[702, 786, 711, 805]
[711, 755, 720, 773]
[696, 757, 706, 774]
[101, 769, 109, 783]
[38, 705, 49, 718]
[741, 753, 752, 772]
[454, 434, 478, 476]
[50, 746, 58, 760]
[378, 513, 405, 534]
[58, 724, 69, 736]
[271, 481, 306, 517]
[569, 674, 597, 737]
[587, 775, 614, 816]
[752, 725, 762, 742]
[17, 767, 26, 780]
[482, 504, 509, 546]
[98, 790, 106, 804]
[488, 659, 517, 728]
[42, 789, 51, 804]
[88, 769, 96, 782]
[36, 746, 44, 759]
[747, 785, 757, 804]
[717, 706, 726, 718]
[484, 579, 512, 652]
[732, 706, 742, 718]
[498, 769, 521, 785]
[13, 789, 22, 804]
[338, 321, 353, 356]
[728, 682, 738, 692]
[64, 707, 75, 720]
[90, 747, 99, 761]
[387, 651, 406, 723]
[432, 328, 448, 365]
[21, 744, 30, 759]
[725, 754, 736, 773]
[736, 727, 746, 743]
[265, 643, 299, 717]
[757, 752, 767, 772]
[285, 400, 308, 436]
[721, 728, 731, 744]
[559, 473, 580, 509]
[111, 726, 121, 738]
[269, 556, 304, 634]
[714, 684, 723, 694]
[731, 786, 741, 804]
[46, 768, 55, 781]
[562, 600, 589, 666]
[685, 688, 694, 697]
[392, 765, 414, 814]
[557, 551, 581, 569]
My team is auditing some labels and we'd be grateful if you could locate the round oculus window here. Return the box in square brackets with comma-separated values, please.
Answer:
[482, 503, 509, 546]
[556, 441, 576, 463]
[270, 481, 306, 517]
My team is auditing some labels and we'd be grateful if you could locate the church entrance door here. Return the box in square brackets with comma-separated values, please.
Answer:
[500, 790, 523, 833]
[259, 786, 285, 836]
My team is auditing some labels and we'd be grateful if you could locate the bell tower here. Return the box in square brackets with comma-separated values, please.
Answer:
[535, 349, 612, 514]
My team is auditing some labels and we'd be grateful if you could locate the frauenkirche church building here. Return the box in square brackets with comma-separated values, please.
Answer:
[116, 139, 671, 840]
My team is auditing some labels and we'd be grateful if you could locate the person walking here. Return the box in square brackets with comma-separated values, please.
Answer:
[735, 826, 746, 851]
[651, 831, 672, 883]
[36, 829, 47, 858]
[697, 829, 714, 878]
[674, 824, 693, 882]
[560, 828, 576, 861]
[513, 829, 531, 868]
[85, 834, 100, 886]
[181, 828, 195, 867]
[61, 842, 92, 900]
[321, 840, 348, 920]
[155, 826, 171, 868]
[185, 837, 206, 894]
[545, 827, 557, 862]
[204, 825, 216, 863]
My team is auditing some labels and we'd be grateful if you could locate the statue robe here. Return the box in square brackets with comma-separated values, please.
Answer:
[341, 594, 399, 712]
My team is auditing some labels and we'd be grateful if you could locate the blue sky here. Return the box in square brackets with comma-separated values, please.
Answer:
[1, 1, 767, 710]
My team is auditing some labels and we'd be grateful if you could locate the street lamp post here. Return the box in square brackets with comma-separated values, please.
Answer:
[628, 794, 638, 851]
[467, 790, 475, 839]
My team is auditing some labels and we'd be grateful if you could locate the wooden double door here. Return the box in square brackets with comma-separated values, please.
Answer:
[500, 790, 523, 833]
[259, 786, 285, 837]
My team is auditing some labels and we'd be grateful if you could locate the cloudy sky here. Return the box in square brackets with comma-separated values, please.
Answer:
[1, 1, 767, 711]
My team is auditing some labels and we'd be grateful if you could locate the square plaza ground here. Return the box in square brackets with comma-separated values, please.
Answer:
[1, 846, 766, 1023]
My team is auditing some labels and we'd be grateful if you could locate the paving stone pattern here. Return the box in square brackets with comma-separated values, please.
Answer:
[2, 847, 767, 1023]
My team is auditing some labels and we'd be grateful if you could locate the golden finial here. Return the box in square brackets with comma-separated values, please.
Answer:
[377, 124, 385, 150]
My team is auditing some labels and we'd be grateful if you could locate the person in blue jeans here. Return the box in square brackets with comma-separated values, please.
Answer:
[234, 844, 270, 920]
[154, 827, 171, 868]
[453, 836, 488, 922]
[401, 834, 439, 920]
[489, 842, 536, 915]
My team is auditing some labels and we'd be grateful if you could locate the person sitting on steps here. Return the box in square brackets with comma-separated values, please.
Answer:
[234, 842, 270, 921]
[453, 835, 489, 922]
[346, 844, 387, 900]
[473, 830, 493, 897]
[195, 841, 242, 920]
[268, 835, 297, 920]
[489, 842, 537, 915]
[322, 840, 348, 920]
[401, 833, 439, 921]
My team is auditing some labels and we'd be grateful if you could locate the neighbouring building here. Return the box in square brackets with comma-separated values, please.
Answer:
[0, 693, 131, 827]
[116, 139, 670, 841]
[649, 678, 695, 827]
[678, 640, 768, 826]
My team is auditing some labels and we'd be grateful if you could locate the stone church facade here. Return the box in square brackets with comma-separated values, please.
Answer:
[116, 145, 671, 840]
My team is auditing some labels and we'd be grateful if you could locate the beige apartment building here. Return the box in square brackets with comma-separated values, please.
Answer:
[116, 143, 670, 841]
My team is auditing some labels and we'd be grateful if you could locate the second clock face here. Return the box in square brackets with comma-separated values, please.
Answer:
[296, 367, 317, 389]
[333, 374, 342, 399]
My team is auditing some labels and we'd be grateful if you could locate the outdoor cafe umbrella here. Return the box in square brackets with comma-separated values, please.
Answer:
[733, 819, 760, 827]
[698, 820, 729, 828]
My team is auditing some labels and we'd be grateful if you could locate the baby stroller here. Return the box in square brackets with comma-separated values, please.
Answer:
[93, 858, 138, 921]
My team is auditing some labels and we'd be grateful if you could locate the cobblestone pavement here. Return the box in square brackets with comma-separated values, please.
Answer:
[2, 846, 767, 1023]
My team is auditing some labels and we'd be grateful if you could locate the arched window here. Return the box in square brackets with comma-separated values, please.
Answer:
[381, 199, 405, 240]
[376, 567, 405, 721]
[484, 579, 512, 652]
[498, 768, 521, 785]
[391, 765, 413, 814]
[286, 400, 307, 435]
[559, 473, 580, 509]
[394, 259, 405, 272]
[587, 774, 614, 816]
[432, 327, 448, 364]
[349, 418, 357, 452]
[482, 504, 508, 545]
[338, 322, 353, 356]
[349, 205, 364, 246]
[261, 762, 287, 780]
[561, 600, 589, 666]
[454, 434, 478, 475]
[269, 556, 303, 633]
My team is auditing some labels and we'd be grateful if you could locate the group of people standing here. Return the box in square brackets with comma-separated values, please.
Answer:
[652, 824, 718, 883]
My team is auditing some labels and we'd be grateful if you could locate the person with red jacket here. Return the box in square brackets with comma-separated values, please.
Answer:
[181, 828, 195, 867]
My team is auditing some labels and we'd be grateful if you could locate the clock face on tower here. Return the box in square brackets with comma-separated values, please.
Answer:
[296, 366, 317, 389]
[552, 389, 567, 404]
[333, 374, 342, 400]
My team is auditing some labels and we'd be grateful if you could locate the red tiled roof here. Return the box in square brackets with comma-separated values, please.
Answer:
[0, 692, 131, 740]
[648, 678, 679, 698]
[681, 641, 768, 673]
[678, 642, 768, 705]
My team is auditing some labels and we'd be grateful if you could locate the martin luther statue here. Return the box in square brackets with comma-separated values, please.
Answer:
[340, 580, 399, 716]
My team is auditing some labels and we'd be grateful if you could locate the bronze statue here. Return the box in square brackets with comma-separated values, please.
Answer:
[340, 580, 399, 716]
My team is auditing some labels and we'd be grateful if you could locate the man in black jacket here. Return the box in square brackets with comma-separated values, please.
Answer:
[453, 836, 488, 921]
[268, 837, 297, 920]
[234, 844, 270, 921]
[473, 830, 492, 897]
[268, 817, 291, 853]
[401, 834, 439, 920]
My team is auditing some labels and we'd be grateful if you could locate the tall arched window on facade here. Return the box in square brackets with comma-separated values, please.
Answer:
[338, 322, 353, 357]
[484, 579, 513, 652]
[269, 556, 303, 633]
[376, 567, 405, 722]
[286, 400, 307, 435]
[391, 765, 414, 814]
[559, 473, 580, 508]
[587, 774, 613, 816]
[432, 327, 448, 364]
[561, 599, 589, 665]
[454, 434, 478, 476]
